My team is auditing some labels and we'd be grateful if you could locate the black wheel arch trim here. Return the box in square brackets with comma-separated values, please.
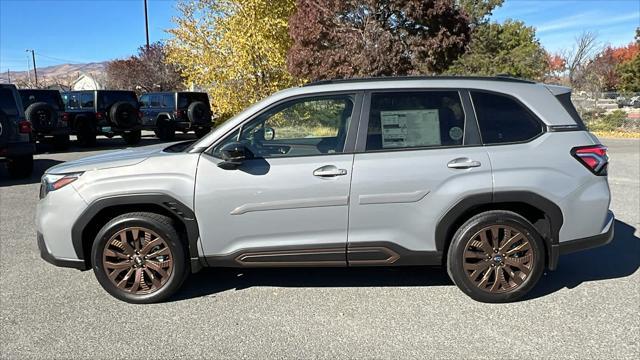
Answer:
[435, 191, 563, 269]
[71, 193, 201, 268]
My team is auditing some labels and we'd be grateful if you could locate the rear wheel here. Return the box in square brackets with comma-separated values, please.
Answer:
[6, 154, 33, 178]
[194, 127, 210, 138]
[52, 134, 70, 151]
[91, 212, 189, 304]
[447, 210, 544, 303]
[154, 120, 175, 141]
[122, 130, 141, 145]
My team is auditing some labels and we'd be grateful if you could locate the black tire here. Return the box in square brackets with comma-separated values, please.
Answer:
[122, 129, 142, 145]
[187, 101, 209, 124]
[109, 102, 138, 128]
[91, 212, 189, 304]
[194, 127, 210, 138]
[6, 154, 33, 179]
[446, 210, 544, 303]
[25, 102, 55, 130]
[154, 119, 175, 141]
[76, 119, 96, 147]
[52, 134, 70, 151]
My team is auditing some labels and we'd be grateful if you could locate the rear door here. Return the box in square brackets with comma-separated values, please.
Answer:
[347, 90, 493, 264]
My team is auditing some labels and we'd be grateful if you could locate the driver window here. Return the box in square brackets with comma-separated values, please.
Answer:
[213, 94, 355, 159]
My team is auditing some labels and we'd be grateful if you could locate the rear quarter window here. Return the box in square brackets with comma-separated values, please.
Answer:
[555, 92, 586, 129]
[178, 93, 209, 108]
[98, 92, 138, 110]
[471, 91, 543, 144]
[0, 88, 19, 116]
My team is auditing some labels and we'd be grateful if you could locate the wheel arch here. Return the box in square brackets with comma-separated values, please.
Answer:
[435, 191, 563, 270]
[71, 193, 202, 271]
[155, 112, 173, 124]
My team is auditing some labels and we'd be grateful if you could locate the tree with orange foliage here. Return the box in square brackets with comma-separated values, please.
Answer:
[590, 42, 639, 91]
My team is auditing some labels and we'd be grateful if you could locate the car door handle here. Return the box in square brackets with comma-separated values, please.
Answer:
[313, 165, 348, 177]
[447, 157, 481, 169]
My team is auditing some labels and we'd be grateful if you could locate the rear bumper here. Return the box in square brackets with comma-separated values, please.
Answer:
[37, 232, 88, 270]
[549, 210, 615, 270]
[0, 142, 36, 158]
[35, 127, 71, 136]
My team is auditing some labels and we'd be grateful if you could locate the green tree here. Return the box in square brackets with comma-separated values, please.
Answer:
[447, 20, 547, 80]
[616, 28, 640, 92]
[457, 0, 504, 25]
[167, 0, 296, 120]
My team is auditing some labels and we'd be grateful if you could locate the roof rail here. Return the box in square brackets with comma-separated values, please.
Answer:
[303, 75, 536, 86]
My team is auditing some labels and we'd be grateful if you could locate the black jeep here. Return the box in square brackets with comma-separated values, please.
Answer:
[62, 90, 142, 146]
[19, 89, 70, 150]
[1, 84, 35, 178]
[139, 91, 212, 141]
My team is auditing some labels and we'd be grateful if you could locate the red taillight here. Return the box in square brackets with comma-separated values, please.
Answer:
[572, 145, 608, 175]
[19, 120, 32, 134]
[96, 112, 105, 120]
[61, 112, 70, 122]
[174, 109, 184, 119]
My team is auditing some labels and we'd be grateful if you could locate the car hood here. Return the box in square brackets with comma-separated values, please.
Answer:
[47, 142, 173, 174]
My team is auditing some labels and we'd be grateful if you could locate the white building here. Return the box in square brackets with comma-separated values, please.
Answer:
[71, 73, 103, 90]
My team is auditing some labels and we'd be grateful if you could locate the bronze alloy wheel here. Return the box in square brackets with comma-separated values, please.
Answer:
[102, 227, 173, 295]
[463, 225, 535, 293]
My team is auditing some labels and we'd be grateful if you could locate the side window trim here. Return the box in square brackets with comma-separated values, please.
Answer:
[355, 88, 479, 153]
[469, 89, 546, 146]
[206, 91, 364, 157]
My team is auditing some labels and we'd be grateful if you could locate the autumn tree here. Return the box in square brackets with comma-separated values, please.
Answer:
[167, 0, 296, 120]
[588, 42, 640, 91]
[447, 20, 547, 80]
[616, 29, 640, 93]
[106, 42, 183, 92]
[287, 0, 471, 81]
[545, 52, 566, 83]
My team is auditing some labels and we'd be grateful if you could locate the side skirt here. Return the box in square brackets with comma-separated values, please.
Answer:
[203, 242, 442, 268]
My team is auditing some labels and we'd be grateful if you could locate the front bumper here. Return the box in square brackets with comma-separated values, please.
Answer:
[37, 232, 88, 270]
[548, 210, 615, 270]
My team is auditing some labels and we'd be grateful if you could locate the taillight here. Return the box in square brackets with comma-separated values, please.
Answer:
[96, 112, 105, 120]
[138, 110, 144, 119]
[571, 144, 608, 175]
[174, 109, 184, 119]
[19, 120, 32, 133]
[61, 112, 70, 122]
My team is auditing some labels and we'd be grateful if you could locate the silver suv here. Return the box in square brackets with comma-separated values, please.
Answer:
[36, 77, 614, 304]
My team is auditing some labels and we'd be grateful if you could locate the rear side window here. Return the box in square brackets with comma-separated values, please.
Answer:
[150, 95, 161, 107]
[555, 92, 586, 129]
[80, 92, 94, 109]
[163, 94, 173, 107]
[365, 91, 465, 151]
[98, 92, 138, 110]
[471, 92, 542, 144]
[63, 93, 81, 109]
[178, 93, 209, 108]
[0, 89, 19, 116]
[139, 94, 150, 107]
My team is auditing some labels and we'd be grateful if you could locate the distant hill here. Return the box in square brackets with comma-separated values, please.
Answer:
[0, 62, 107, 88]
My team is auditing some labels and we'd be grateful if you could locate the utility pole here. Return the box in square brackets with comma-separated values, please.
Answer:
[6, 69, 10, 83]
[26, 49, 38, 86]
[144, 0, 150, 49]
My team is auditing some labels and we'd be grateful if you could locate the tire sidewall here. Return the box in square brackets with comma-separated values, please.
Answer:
[447, 212, 545, 303]
[91, 214, 188, 304]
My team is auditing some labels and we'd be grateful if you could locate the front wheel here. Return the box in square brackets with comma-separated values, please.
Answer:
[6, 154, 33, 178]
[447, 210, 544, 303]
[91, 212, 189, 304]
[122, 130, 141, 145]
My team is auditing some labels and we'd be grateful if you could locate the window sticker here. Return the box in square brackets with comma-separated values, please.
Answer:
[380, 109, 441, 148]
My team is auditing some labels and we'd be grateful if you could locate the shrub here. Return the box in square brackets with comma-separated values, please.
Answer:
[586, 110, 628, 131]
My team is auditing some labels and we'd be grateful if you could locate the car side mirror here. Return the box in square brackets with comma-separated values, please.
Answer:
[264, 127, 275, 141]
[217, 142, 253, 170]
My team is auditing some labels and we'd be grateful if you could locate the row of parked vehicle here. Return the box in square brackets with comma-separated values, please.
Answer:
[0, 83, 214, 178]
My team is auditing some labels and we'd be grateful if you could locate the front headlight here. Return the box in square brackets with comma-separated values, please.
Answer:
[40, 172, 83, 199]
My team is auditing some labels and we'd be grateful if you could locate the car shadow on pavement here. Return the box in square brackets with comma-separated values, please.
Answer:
[175, 220, 639, 303]
[0, 159, 64, 187]
[174, 266, 454, 302]
[527, 220, 640, 300]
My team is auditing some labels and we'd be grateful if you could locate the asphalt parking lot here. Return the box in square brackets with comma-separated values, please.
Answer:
[1, 133, 638, 359]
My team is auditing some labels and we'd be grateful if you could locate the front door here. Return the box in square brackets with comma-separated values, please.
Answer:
[195, 93, 361, 267]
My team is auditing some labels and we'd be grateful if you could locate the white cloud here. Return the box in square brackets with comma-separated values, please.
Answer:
[537, 11, 640, 34]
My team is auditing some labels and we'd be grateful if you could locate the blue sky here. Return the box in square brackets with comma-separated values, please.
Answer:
[1, 0, 639, 73]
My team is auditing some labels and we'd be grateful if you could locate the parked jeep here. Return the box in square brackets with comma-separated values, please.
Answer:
[1, 84, 35, 178]
[19, 89, 70, 150]
[139, 92, 212, 141]
[62, 90, 142, 146]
